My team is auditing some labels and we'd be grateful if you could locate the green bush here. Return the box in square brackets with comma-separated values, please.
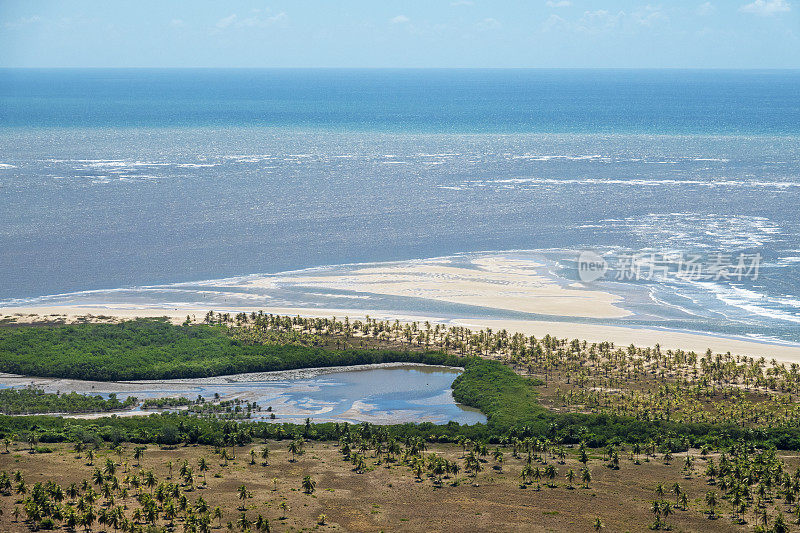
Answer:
[0, 319, 463, 381]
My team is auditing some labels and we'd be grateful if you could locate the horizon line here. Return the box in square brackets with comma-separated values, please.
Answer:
[1, 66, 800, 71]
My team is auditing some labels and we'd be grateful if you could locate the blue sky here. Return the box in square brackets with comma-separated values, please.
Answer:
[0, 0, 798, 68]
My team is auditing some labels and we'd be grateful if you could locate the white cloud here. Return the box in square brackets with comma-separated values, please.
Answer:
[215, 14, 237, 29]
[239, 12, 287, 27]
[3, 15, 42, 28]
[696, 2, 715, 15]
[577, 9, 625, 32]
[544, 7, 670, 33]
[739, 0, 791, 15]
[476, 17, 502, 30]
[542, 13, 568, 31]
[632, 5, 667, 26]
[546, 1, 572, 7]
[213, 11, 287, 31]
[169, 19, 185, 28]
[390, 15, 410, 24]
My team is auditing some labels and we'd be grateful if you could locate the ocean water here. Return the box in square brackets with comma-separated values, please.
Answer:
[1, 69, 799, 344]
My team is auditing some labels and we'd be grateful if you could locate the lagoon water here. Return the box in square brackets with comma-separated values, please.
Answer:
[1, 69, 800, 343]
[0, 364, 486, 425]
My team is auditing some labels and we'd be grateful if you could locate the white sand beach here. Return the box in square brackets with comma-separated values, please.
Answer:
[243, 256, 631, 319]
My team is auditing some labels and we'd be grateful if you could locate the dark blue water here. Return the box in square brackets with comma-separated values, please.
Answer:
[2, 69, 799, 134]
[1, 69, 799, 343]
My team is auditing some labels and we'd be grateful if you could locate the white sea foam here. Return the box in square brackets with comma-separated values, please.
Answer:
[693, 281, 800, 324]
[600, 213, 785, 250]
[456, 177, 800, 189]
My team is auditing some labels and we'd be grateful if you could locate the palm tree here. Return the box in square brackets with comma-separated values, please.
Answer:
[520, 464, 533, 485]
[237, 484, 250, 510]
[237, 512, 252, 531]
[683, 455, 694, 476]
[260, 446, 270, 466]
[774, 512, 789, 533]
[133, 447, 144, 467]
[432, 460, 446, 485]
[288, 439, 303, 462]
[451, 461, 461, 485]
[302, 475, 316, 494]
[81, 506, 95, 533]
[104, 458, 116, 477]
[565, 469, 575, 489]
[660, 501, 672, 525]
[651, 500, 662, 529]
[532, 466, 542, 490]
[144, 471, 156, 493]
[545, 465, 557, 488]
[492, 448, 504, 469]
[705, 491, 718, 518]
[213, 507, 223, 528]
[593, 517, 604, 532]
[581, 467, 592, 489]
[671, 483, 681, 507]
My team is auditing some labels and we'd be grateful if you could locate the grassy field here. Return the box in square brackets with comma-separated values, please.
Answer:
[3, 316, 800, 531]
[0, 440, 783, 533]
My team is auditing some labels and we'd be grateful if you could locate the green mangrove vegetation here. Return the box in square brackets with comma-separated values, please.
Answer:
[0, 388, 136, 415]
[0, 319, 462, 381]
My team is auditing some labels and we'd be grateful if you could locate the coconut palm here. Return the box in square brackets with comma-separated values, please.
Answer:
[581, 467, 592, 489]
[237, 484, 250, 510]
[260, 446, 270, 466]
[288, 439, 303, 462]
[705, 491, 718, 518]
[198, 457, 209, 486]
[133, 447, 145, 467]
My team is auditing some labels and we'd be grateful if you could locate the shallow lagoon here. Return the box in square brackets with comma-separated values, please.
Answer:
[0, 364, 486, 425]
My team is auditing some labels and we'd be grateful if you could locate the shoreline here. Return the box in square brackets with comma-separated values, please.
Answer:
[2, 303, 800, 363]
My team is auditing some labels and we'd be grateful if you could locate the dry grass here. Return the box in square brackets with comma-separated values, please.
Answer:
[1, 441, 785, 532]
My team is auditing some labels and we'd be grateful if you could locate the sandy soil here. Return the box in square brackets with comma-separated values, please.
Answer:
[0, 441, 766, 532]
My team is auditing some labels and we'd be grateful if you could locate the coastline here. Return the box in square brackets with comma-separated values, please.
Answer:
[3, 303, 800, 363]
